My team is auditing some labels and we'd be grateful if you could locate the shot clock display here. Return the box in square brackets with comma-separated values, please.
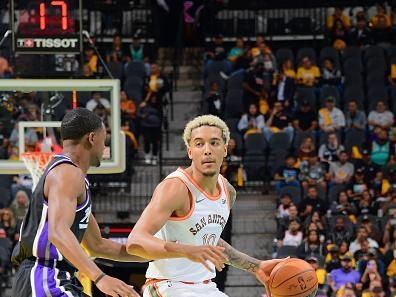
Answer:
[11, 0, 82, 54]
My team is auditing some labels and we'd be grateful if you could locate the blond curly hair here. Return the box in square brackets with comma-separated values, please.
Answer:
[183, 115, 230, 147]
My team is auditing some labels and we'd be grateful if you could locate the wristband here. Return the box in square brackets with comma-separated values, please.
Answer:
[94, 272, 106, 285]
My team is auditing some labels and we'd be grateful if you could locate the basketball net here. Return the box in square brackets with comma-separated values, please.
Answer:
[21, 151, 55, 191]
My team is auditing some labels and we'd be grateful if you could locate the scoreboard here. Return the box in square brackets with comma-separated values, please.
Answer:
[11, 0, 82, 54]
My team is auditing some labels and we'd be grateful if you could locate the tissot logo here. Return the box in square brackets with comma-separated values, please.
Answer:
[16, 38, 78, 49]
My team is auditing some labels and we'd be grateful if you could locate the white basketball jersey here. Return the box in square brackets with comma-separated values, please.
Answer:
[146, 168, 231, 282]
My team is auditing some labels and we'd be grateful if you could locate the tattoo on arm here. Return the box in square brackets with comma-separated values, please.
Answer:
[217, 239, 260, 273]
[226, 181, 237, 209]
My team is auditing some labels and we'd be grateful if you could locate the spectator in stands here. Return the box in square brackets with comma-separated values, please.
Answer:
[277, 204, 299, 239]
[370, 128, 394, 167]
[293, 100, 318, 135]
[318, 132, 345, 164]
[276, 194, 293, 219]
[146, 63, 169, 104]
[129, 33, 148, 63]
[81, 64, 96, 79]
[364, 285, 385, 297]
[206, 82, 222, 117]
[368, 100, 394, 131]
[298, 230, 324, 259]
[360, 259, 383, 290]
[120, 90, 136, 122]
[299, 186, 328, 217]
[360, 215, 381, 244]
[263, 101, 293, 143]
[328, 254, 361, 290]
[84, 47, 98, 74]
[106, 33, 126, 63]
[22, 103, 39, 122]
[261, 53, 277, 92]
[221, 138, 243, 186]
[93, 104, 111, 133]
[353, 238, 372, 262]
[250, 34, 271, 58]
[10, 190, 29, 223]
[337, 283, 358, 297]
[329, 19, 349, 45]
[346, 168, 370, 201]
[321, 58, 342, 86]
[137, 94, 162, 165]
[331, 191, 357, 218]
[206, 81, 223, 117]
[345, 100, 367, 132]
[9, 120, 38, 148]
[349, 16, 373, 47]
[325, 245, 342, 272]
[370, 4, 392, 29]
[243, 62, 266, 109]
[372, 15, 393, 44]
[274, 155, 300, 193]
[326, 6, 351, 31]
[278, 219, 303, 248]
[307, 256, 328, 290]
[318, 96, 345, 134]
[205, 34, 226, 62]
[354, 149, 380, 185]
[0, 224, 11, 276]
[86, 91, 111, 113]
[228, 37, 245, 63]
[328, 216, 353, 246]
[305, 211, 326, 234]
[297, 136, 316, 161]
[237, 103, 265, 136]
[357, 191, 378, 217]
[300, 155, 327, 193]
[297, 56, 321, 87]
[276, 59, 296, 103]
[0, 208, 17, 243]
[389, 59, 396, 98]
[0, 55, 13, 78]
[349, 226, 379, 255]
[386, 248, 396, 278]
[328, 151, 354, 186]
[372, 170, 392, 198]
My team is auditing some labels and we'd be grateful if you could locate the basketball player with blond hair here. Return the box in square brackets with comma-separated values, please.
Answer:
[127, 115, 285, 296]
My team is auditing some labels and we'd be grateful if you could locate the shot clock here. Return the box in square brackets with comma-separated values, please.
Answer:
[11, 0, 83, 54]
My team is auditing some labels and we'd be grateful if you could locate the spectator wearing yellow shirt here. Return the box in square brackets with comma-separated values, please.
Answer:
[389, 62, 396, 85]
[84, 47, 98, 73]
[326, 7, 351, 30]
[250, 34, 271, 58]
[306, 256, 327, 288]
[370, 4, 392, 29]
[297, 57, 321, 87]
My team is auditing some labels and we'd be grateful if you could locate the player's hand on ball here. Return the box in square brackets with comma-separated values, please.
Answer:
[186, 245, 229, 272]
[96, 275, 140, 297]
[256, 258, 290, 296]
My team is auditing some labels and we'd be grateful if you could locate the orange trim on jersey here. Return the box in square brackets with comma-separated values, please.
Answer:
[178, 168, 222, 201]
[166, 177, 196, 221]
[153, 283, 164, 297]
[221, 176, 231, 209]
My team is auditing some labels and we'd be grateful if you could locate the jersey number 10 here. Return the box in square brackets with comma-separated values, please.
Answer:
[202, 234, 217, 246]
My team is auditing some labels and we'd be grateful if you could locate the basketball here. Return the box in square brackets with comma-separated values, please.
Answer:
[268, 258, 318, 297]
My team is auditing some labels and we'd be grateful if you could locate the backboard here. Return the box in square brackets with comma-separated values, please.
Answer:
[0, 79, 125, 174]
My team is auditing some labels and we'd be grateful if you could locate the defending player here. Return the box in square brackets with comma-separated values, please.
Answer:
[127, 115, 285, 297]
[12, 108, 142, 297]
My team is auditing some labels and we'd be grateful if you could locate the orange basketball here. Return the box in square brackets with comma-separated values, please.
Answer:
[268, 258, 318, 297]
